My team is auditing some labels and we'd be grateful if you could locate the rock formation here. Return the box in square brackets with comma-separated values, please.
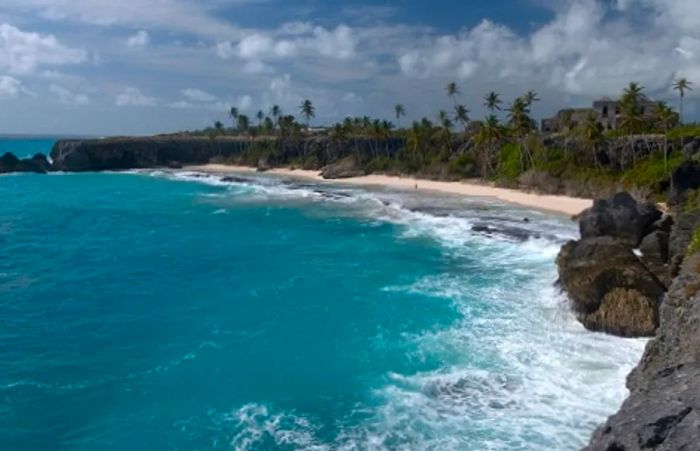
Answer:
[557, 192, 668, 337]
[0, 152, 51, 173]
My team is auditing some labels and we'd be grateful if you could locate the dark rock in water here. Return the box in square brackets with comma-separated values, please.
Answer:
[320, 157, 365, 179]
[557, 236, 664, 337]
[471, 224, 540, 241]
[0, 152, 51, 174]
[579, 192, 661, 246]
[668, 160, 700, 206]
[220, 176, 251, 184]
[585, 253, 700, 450]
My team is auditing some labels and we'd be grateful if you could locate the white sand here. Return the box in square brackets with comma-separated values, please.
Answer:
[185, 164, 592, 216]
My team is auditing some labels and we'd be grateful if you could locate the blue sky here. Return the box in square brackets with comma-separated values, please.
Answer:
[0, 0, 698, 135]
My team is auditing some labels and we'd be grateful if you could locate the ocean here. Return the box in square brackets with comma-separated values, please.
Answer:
[0, 140, 645, 450]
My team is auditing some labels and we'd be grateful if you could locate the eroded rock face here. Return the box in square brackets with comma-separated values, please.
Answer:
[585, 254, 700, 450]
[579, 192, 661, 247]
[557, 237, 664, 337]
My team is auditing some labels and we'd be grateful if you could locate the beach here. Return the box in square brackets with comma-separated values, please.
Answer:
[186, 164, 593, 216]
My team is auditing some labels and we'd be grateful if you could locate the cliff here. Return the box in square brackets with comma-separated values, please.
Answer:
[585, 251, 700, 450]
[48, 135, 406, 172]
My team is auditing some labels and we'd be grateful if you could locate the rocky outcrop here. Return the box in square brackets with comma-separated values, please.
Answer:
[585, 253, 700, 450]
[557, 192, 668, 337]
[0, 152, 51, 173]
[579, 192, 661, 246]
[320, 156, 365, 179]
[557, 236, 664, 336]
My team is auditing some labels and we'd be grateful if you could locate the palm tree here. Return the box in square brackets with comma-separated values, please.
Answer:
[446, 82, 460, 105]
[579, 112, 604, 167]
[523, 90, 540, 107]
[394, 104, 406, 128]
[655, 101, 678, 172]
[506, 97, 533, 171]
[454, 104, 470, 132]
[673, 78, 693, 124]
[237, 114, 249, 134]
[299, 99, 315, 129]
[475, 114, 505, 175]
[256, 110, 264, 127]
[229, 107, 239, 129]
[483, 91, 502, 112]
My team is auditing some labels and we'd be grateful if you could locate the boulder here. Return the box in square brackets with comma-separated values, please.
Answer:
[652, 214, 674, 234]
[320, 156, 365, 179]
[557, 236, 665, 337]
[579, 192, 662, 246]
[682, 137, 700, 159]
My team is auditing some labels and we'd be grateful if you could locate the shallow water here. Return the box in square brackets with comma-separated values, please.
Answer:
[0, 169, 645, 450]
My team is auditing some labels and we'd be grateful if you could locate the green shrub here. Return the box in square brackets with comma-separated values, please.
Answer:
[497, 143, 521, 180]
[688, 227, 700, 256]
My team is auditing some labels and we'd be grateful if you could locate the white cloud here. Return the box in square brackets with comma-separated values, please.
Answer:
[0, 23, 86, 75]
[0, 75, 22, 97]
[127, 30, 149, 47]
[116, 87, 157, 106]
[181, 88, 214, 102]
[1, 0, 243, 39]
[50, 83, 90, 105]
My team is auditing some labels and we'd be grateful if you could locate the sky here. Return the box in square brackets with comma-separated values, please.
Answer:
[0, 0, 698, 135]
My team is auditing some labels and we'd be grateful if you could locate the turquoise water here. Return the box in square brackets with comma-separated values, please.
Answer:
[0, 137, 56, 158]
[1, 166, 645, 450]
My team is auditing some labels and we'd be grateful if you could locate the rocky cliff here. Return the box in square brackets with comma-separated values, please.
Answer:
[585, 252, 700, 450]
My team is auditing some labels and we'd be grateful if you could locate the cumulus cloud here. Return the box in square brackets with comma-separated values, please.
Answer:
[0, 75, 28, 97]
[0, 23, 86, 75]
[181, 88, 215, 102]
[50, 83, 90, 105]
[116, 87, 157, 106]
[127, 30, 149, 47]
[215, 24, 355, 64]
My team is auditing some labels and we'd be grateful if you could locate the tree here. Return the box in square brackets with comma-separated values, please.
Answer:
[578, 112, 604, 167]
[619, 82, 648, 136]
[655, 101, 678, 172]
[483, 91, 502, 112]
[394, 104, 406, 128]
[237, 114, 249, 134]
[256, 110, 264, 127]
[523, 90, 540, 108]
[446, 82, 460, 105]
[229, 107, 239, 128]
[453, 104, 470, 132]
[673, 78, 693, 124]
[506, 97, 533, 171]
[475, 114, 505, 175]
[214, 121, 224, 135]
[299, 99, 315, 128]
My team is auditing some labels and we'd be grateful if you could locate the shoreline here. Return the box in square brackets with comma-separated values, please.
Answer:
[185, 164, 593, 216]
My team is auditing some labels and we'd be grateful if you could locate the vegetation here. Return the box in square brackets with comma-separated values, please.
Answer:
[180, 77, 697, 199]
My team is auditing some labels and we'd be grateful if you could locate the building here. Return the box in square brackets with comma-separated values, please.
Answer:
[541, 97, 658, 133]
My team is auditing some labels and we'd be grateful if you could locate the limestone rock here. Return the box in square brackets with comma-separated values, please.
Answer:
[579, 192, 662, 247]
[557, 236, 664, 337]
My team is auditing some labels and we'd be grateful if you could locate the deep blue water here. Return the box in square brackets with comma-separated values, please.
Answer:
[1, 161, 645, 449]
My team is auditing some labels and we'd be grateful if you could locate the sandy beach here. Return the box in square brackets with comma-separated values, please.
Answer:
[185, 164, 592, 216]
